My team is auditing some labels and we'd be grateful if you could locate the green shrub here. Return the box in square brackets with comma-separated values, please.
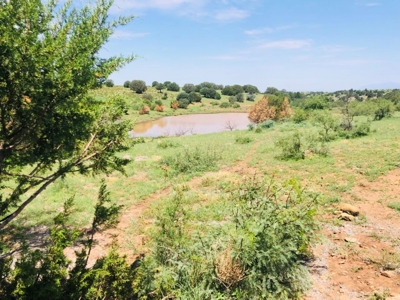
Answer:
[210, 101, 220, 106]
[142, 93, 153, 101]
[161, 147, 221, 174]
[312, 110, 339, 142]
[275, 131, 305, 160]
[162, 92, 168, 100]
[235, 136, 252, 144]
[259, 120, 275, 129]
[219, 102, 231, 108]
[145, 177, 319, 299]
[255, 126, 262, 133]
[155, 99, 163, 106]
[247, 123, 255, 131]
[232, 102, 240, 108]
[178, 99, 189, 109]
[157, 139, 179, 149]
[292, 108, 308, 123]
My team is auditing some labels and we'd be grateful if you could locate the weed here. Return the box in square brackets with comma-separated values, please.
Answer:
[161, 147, 221, 174]
[157, 139, 179, 149]
[235, 136, 252, 144]
[387, 202, 400, 212]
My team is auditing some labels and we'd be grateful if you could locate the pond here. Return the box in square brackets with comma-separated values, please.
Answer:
[130, 113, 250, 137]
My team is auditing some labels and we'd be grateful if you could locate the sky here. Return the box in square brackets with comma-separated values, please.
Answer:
[102, 0, 400, 92]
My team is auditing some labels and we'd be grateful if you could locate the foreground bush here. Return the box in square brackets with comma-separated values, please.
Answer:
[142, 177, 320, 299]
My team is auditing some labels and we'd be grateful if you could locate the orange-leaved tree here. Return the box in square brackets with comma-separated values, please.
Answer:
[248, 96, 292, 123]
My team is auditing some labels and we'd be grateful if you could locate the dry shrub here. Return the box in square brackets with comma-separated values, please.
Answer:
[280, 97, 292, 119]
[139, 105, 150, 115]
[215, 248, 245, 288]
[248, 96, 292, 123]
[170, 100, 179, 110]
[155, 104, 164, 112]
[248, 96, 276, 124]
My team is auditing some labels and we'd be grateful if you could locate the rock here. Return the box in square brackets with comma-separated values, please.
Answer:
[339, 213, 355, 221]
[381, 270, 396, 278]
[333, 210, 342, 215]
[338, 203, 359, 216]
[344, 237, 359, 244]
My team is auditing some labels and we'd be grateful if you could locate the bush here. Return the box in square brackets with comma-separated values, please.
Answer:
[139, 105, 150, 115]
[312, 110, 339, 142]
[246, 93, 256, 101]
[228, 96, 237, 103]
[372, 99, 394, 120]
[247, 123, 255, 131]
[219, 102, 231, 108]
[214, 92, 222, 100]
[176, 92, 189, 101]
[235, 136, 252, 144]
[142, 93, 153, 101]
[157, 139, 179, 149]
[104, 79, 114, 87]
[130, 80, 147, 94]
[162, 92, 168, 100]
[154, 104, 164, 112]
[236, 93, 245, 102]
[210, 101, 219, 106]
[292, 108, 308, 123]
[188, 92, 202, 103]
[178, 99, 189, 109]
[161, 147, 220, 174]
[170, 100, 179, 110]
[123, 80, 130, 88]
[259, 120, 275, 129]
[255, 126, 262, 133]
[232, 103, 240, 109]
[155, 100, 163, 106]
[146, 177, 319, 299]
[167, 82, 180, 92]
[182, 83, 196, 93]
[275, 131, 305, 160]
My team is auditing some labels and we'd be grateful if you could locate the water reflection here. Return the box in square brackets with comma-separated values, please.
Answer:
[130, 113, 250, 137]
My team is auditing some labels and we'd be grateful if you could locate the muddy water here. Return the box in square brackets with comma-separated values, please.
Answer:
[130, 113, 250, 137]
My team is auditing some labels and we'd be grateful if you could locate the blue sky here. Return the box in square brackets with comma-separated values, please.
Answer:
[103, 0, 400, 92]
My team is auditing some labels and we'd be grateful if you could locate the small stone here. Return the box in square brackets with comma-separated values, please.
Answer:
[381, 270, 396, 278]
[338, 203, 360, 216]
[344, 237, 359, 244]
[339, 213, 355, 221]
[333, 210, 342, 215]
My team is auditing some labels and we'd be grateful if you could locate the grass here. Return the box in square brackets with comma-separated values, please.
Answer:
[7, 100, 400, 260]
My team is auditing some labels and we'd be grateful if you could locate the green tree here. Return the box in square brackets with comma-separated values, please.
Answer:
[265, 87, 279, 94]
[188, 92, 202, 103]
[152, 80, 159, 87]
[104, 79, 114, 87]
[167, 82, 180, 92]
[176, 92, 189, 101]
[156, 83, 166, 93]
[123, 80, 131, 88]
[182, 83, 196, 93]
[243, 84, 259, 94]
[0, 0, 135, 229]
[130, 80, 147, 94]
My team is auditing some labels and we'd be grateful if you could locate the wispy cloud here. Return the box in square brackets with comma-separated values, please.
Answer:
[208, 55, 256, 61]
[214, 7, 250, 21]
[244, 24, 296, 36]
[111, 30, 149, 39]
[256, 39, 312, 50]
[320, 45, 364, 53]
[112, 0, 200, 11]
[365, 2, 381, 6]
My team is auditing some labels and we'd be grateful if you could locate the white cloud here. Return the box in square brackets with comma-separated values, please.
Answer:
[320, 45, 364, 53]
[214, 7, 250, 21]
[244, 27, 274, 35]
[365, 3, 381, 6]
[111, 30, 149, 39]
[244, 24, 296, 36]
[112, 0, 200, 11]
[256, 39, 312, 50]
